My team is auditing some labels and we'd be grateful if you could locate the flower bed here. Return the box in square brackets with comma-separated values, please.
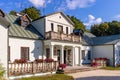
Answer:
[91, 58, 108, 67]
[14, 59, 27, 63]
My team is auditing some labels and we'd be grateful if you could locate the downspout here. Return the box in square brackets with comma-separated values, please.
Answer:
[7, 26, 9, 78]
[113, 44, 115, 67]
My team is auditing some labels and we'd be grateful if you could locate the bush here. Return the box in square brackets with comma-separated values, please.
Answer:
[0, 63, 5, 80]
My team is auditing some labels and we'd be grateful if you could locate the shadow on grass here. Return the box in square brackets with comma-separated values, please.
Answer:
[75, 76, 120, 80]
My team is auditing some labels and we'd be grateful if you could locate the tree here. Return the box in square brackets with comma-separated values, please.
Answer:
[90, 21, 120, 37]
[9, 10, 17, 15]
[21, 7, 41, 20]
[68, 15, 86, 31]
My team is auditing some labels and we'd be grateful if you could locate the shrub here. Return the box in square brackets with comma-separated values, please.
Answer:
[0, 63, 5, 80]
[59, 64, 66, 69]
[44, 58, 54, 62]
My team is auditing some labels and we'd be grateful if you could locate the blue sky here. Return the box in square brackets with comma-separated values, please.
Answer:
[0, 0, 120, 29]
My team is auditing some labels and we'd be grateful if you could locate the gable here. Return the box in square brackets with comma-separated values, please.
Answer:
[46, 12, 74, 26]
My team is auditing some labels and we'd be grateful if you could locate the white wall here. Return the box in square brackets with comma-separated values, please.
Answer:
[0, 25, 8, 77]
[81, 46, 92, 64]
[93, 45, 113, 66]
[31, 18, 45, 37]
[9, 38, 43, 62]
[45, 13, 74, 34]
[115, 41, 120, 66]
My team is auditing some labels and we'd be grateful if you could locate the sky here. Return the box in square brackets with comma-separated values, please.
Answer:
[0, 0, 120, 29]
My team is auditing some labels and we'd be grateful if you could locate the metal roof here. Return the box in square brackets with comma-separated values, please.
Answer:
[92, 34, 120, 45]
[5, 14, 43, 40]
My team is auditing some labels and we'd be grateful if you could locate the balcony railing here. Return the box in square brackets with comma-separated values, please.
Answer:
[8, 61, 58, 76]
[46, 31, 81, 43]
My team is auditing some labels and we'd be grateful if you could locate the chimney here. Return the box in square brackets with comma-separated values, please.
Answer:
[0, 9, 5, 17]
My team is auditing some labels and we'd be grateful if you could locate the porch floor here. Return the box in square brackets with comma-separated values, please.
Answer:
[64, 65, 98, 74]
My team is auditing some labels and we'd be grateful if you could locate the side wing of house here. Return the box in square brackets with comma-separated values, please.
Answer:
[93, 45, 114, 66]
[0, 24, 8, 75]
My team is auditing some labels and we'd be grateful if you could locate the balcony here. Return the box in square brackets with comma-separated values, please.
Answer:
[8, 61, 58, 76]
[46, 31, 81, 43]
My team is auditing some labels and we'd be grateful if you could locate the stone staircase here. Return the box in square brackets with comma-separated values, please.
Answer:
[64, 65, 98, 74]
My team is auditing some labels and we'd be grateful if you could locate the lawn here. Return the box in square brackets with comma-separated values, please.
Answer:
[15, 74, 74, 80]
[101, 66, 120, 70]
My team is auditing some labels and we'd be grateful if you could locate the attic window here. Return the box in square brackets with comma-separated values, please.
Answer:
[59, 16, 61, 18]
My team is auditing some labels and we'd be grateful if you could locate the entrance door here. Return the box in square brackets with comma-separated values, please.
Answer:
[64, 50, 66, 64]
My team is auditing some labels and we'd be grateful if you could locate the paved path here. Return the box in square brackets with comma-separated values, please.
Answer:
[68, 70, 120, 80]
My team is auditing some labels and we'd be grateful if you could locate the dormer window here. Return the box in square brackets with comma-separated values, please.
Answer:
[20, 14, 31, 27]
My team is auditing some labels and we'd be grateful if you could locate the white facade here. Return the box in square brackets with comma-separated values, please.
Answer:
[45, 13, 73, 34]
[9, 37, 43, 62]
[0, 24, 8, 77]
[93, 45, 114, 66]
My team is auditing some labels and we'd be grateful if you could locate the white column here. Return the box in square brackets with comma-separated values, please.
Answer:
[61, 45, 64, 64]
[50, 45, 54, 59]
[72, 46, 75, 66]
[79, 47, 82, 66]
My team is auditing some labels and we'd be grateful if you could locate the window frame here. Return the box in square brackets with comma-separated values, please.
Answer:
[21, 47, 29, 60]
[88, 50, 91, 60]
[82, 50, 85, 60]
[51, 23, 54, 31]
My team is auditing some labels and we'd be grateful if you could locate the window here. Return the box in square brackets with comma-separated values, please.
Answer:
[21, 47, 29, 60]
[88, 51, 91, 60]
[51, 23, 54, 31]
[8, 46, 10, 61]
[66, 27, 68, 34]
[82, 50, 85, 60]
[57, 25, 63, 33]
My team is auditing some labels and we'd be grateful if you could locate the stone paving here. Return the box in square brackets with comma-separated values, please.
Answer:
[68, 70, 120, 80]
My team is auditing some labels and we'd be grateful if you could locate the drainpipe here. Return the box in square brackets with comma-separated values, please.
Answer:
[7, 27, 9, 78]
[113, 44, 115, 67]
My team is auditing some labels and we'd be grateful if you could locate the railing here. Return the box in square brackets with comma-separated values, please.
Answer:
[8, 61, 58, 76]
[46, 31, 81, 43]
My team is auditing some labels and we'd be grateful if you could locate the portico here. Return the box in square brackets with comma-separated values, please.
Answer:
[44, 40, 82, 66]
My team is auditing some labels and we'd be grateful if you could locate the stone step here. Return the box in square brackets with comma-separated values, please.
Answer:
[64, 67, 98, 74]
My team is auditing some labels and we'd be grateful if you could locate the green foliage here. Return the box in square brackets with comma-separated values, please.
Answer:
[15, 74, 74, 80]
[91, 21, 120, 36]
[101, 66, 120, 70]
[9, 10, 17, 15]
[21, 6, 41, 20]
[0, 63, 5, 79]
[68, 15, 86, 31]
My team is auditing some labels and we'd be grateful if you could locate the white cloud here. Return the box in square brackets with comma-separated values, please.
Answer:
[57, 0, 95, 11]
[29, 0, 52, 7]
[84, 14, 102, 27]
[114, 14, 120, 19]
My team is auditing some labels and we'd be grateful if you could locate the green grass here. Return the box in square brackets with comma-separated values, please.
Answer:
[101, 66, 120, 70]
[15, 74, 74, 80]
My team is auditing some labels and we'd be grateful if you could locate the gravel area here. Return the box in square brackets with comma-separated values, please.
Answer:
[68, 70, 120, 80]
